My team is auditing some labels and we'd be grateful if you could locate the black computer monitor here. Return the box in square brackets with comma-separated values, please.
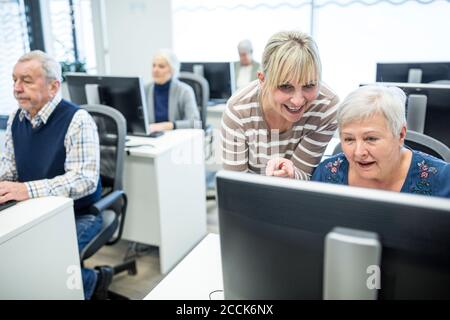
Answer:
[362, 82, 450, 148]
[376, 62, 450, 83]
[180, 62, 235, 104]
[217, 171, 450, 299]
[65, 73, 150, 135]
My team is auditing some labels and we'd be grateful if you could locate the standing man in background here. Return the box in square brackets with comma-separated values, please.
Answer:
[234, 39, 260, 91]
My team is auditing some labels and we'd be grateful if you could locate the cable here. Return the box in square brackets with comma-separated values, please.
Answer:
[209, 289, 224, 300]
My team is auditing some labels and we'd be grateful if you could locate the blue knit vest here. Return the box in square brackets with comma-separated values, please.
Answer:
[12, 99, 102, 215]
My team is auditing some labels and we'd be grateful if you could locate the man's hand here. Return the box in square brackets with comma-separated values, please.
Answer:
[265, 158, 295, 179]
[0, 181, 30, 204]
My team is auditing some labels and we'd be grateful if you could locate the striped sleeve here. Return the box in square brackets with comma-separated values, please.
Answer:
[221, 103, 249, 172]
[291, 94, 339, 180]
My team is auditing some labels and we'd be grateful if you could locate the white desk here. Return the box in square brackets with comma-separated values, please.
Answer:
[123, 129, 207, 274]
[0, 197, 83, 299]
[144, 233, 223, 300]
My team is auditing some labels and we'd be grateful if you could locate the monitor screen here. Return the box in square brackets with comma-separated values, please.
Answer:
[65, 73, 149, 135]
[362, 82, 450, 148]
[376, 62, 450, 83]
[217, 170, 450, 299]
[180, 62, 235, 103]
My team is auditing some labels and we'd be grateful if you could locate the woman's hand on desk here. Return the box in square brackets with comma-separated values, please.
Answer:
[0, 181, 29, 204]
[149, 122, 174, 132]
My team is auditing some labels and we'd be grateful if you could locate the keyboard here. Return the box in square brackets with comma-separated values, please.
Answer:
[0, 200, 17, 212]
[130, 131, 164, 138]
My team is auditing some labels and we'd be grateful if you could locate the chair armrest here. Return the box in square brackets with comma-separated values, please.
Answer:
[90, 190, 126, 214]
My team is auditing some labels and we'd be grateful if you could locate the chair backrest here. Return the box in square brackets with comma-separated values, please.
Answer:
[178, 71, 210, 130]
[405, 130, 450, 162]
[406, 94, 427, 133]
[81, 104, 127, 193]
[332, 131, 450, 162]
[79, 104, 127, 260]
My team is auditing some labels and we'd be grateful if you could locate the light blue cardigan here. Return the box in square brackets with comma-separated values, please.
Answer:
[146, 78, 201, 129]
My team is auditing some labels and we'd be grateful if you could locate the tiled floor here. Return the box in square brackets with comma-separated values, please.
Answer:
[86, 199, 219, 299]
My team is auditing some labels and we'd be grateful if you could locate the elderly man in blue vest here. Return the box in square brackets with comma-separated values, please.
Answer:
[0, 50, 111, 299]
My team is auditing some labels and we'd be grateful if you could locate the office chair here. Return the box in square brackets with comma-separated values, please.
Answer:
[332, 130, 450, 162]
[80, 104, 137, 300]
[178, 72, 217, 200]
[405, 130, 450, 162]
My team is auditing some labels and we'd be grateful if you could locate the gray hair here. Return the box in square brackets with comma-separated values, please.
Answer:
[337, 85, 407, 136]
[237, 39, 253, 54]
[153, 49, 180, 78]
[17, 50, 62, 82]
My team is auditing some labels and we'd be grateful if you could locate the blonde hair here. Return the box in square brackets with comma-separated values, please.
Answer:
[338, 85, 407, 136]
[261, 30, 321, 91]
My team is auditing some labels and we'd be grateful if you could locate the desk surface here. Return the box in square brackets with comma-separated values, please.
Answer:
[207, 103, 226, 114]
[0, 196, 82, 299]
[126, 129, 204, 157]
[144, 233, 223, 300]
[0, 197, 73, 245]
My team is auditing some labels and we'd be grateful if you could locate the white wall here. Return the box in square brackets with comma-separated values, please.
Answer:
[98, 0, 173, 84]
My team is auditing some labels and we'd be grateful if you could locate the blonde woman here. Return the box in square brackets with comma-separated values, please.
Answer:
[221, 30, 339, 179]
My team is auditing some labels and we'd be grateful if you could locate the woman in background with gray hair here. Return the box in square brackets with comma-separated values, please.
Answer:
[312, 85, 450, 198]
[146, 49, 200, 132]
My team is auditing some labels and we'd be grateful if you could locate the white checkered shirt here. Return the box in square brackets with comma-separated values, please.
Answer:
[0, 96, 100, 200]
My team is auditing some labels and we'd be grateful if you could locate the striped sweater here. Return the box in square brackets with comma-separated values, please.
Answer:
[221, 80, 339, 180]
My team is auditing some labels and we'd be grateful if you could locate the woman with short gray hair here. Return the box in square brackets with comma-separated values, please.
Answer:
[146, 49, 200, 132]
[312, 85, 450, 198]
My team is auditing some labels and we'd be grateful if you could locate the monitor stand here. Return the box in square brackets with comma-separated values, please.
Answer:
[323, 227, 381, 300]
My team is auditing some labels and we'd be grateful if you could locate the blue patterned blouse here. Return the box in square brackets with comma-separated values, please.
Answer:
[311, 150, 450, 199]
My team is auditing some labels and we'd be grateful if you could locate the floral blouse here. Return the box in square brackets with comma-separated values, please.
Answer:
[311, 150, 450, 199]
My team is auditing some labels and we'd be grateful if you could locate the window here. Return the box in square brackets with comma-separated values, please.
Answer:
[0, 0, 29, 115]
[0, 0, 96, 116]
[172, 0, 312, 62]
[172, 0, 450, 99]
[47, 0, 96, 73]
[314, 0, 450, 98]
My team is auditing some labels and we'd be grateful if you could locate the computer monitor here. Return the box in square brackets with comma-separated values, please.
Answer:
[65, 73, 150, 135]
[180, 62, 235, 104]
[217, 170, 450, 299]
[362, 82, 450, 148]
[376, 62, 450, 83]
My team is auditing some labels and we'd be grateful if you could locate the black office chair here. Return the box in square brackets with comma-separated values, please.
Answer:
[80, 104, 137, 300]
[332, 130, 450, 162]
[178, 72, 217, 200]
